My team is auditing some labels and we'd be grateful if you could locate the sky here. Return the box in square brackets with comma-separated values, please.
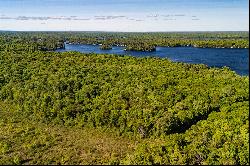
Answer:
[0, 0, 249, 32]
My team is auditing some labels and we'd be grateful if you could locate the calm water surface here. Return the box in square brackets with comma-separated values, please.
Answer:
[56, 44, 249, 76]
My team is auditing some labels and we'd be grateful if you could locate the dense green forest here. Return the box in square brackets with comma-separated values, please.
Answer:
[100, 44, 112, 50]
[0, 32, 249, 165]
[0, 31, 249, 52]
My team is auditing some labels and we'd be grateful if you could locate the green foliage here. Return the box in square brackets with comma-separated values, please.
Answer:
[0, 31, 248, 52]
[100, 44, 112, 50]
[0, 33, 249, 164]
[1, 50, 247, 137]
[63, 31, 249, 48]
[0, 103, 135, 165]
[125, 42, 156, 51]
[122, 101, 249, 165]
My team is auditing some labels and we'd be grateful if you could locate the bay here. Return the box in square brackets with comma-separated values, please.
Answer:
[56, 44, 249, 76]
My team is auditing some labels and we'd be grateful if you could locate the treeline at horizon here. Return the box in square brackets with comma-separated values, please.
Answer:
[0, 31, 248, 52]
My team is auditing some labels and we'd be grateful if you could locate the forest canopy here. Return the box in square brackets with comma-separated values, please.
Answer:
[0, 31, 248, 52]
[0, 31, 249, 165]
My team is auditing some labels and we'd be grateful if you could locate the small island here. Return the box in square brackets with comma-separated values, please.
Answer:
[125, 43, 156, 52]
[100, 44, 112, 50]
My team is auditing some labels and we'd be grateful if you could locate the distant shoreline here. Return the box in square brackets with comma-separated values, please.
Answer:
[0, 30, 249, 33]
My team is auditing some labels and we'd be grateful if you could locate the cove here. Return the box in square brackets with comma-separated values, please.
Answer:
[56, 44, 249, 76]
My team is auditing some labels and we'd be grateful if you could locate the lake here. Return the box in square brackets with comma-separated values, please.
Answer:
[56, 44, 249, 76]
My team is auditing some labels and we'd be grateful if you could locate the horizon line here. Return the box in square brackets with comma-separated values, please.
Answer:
[0, 30, 249, 33]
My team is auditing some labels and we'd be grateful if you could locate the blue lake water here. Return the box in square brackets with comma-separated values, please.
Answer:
[56, 44, 249, 76]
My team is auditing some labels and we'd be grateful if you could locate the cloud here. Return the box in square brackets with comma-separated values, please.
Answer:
[0, 14, 129, 22]
[160, 14, 186, 19]
[174, 14, 185, 17]
[16, 16, 51, 20]
[0, 13, 190, 23]
[147, 14, 159, 18]
[94, 15, 126, 20]
[0, 15, 91, 21]
[164, 18, 176, 21]
[161, 14, 173, 17]
[135, 19, 144, 21]
[94, 17, 106, 20]
[94, 16, 106, 18]
[161, 15, 169, 17]
[72, 18, 90, 20]
[16, 16, 30, 20]
[0, 16, 12, 20]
